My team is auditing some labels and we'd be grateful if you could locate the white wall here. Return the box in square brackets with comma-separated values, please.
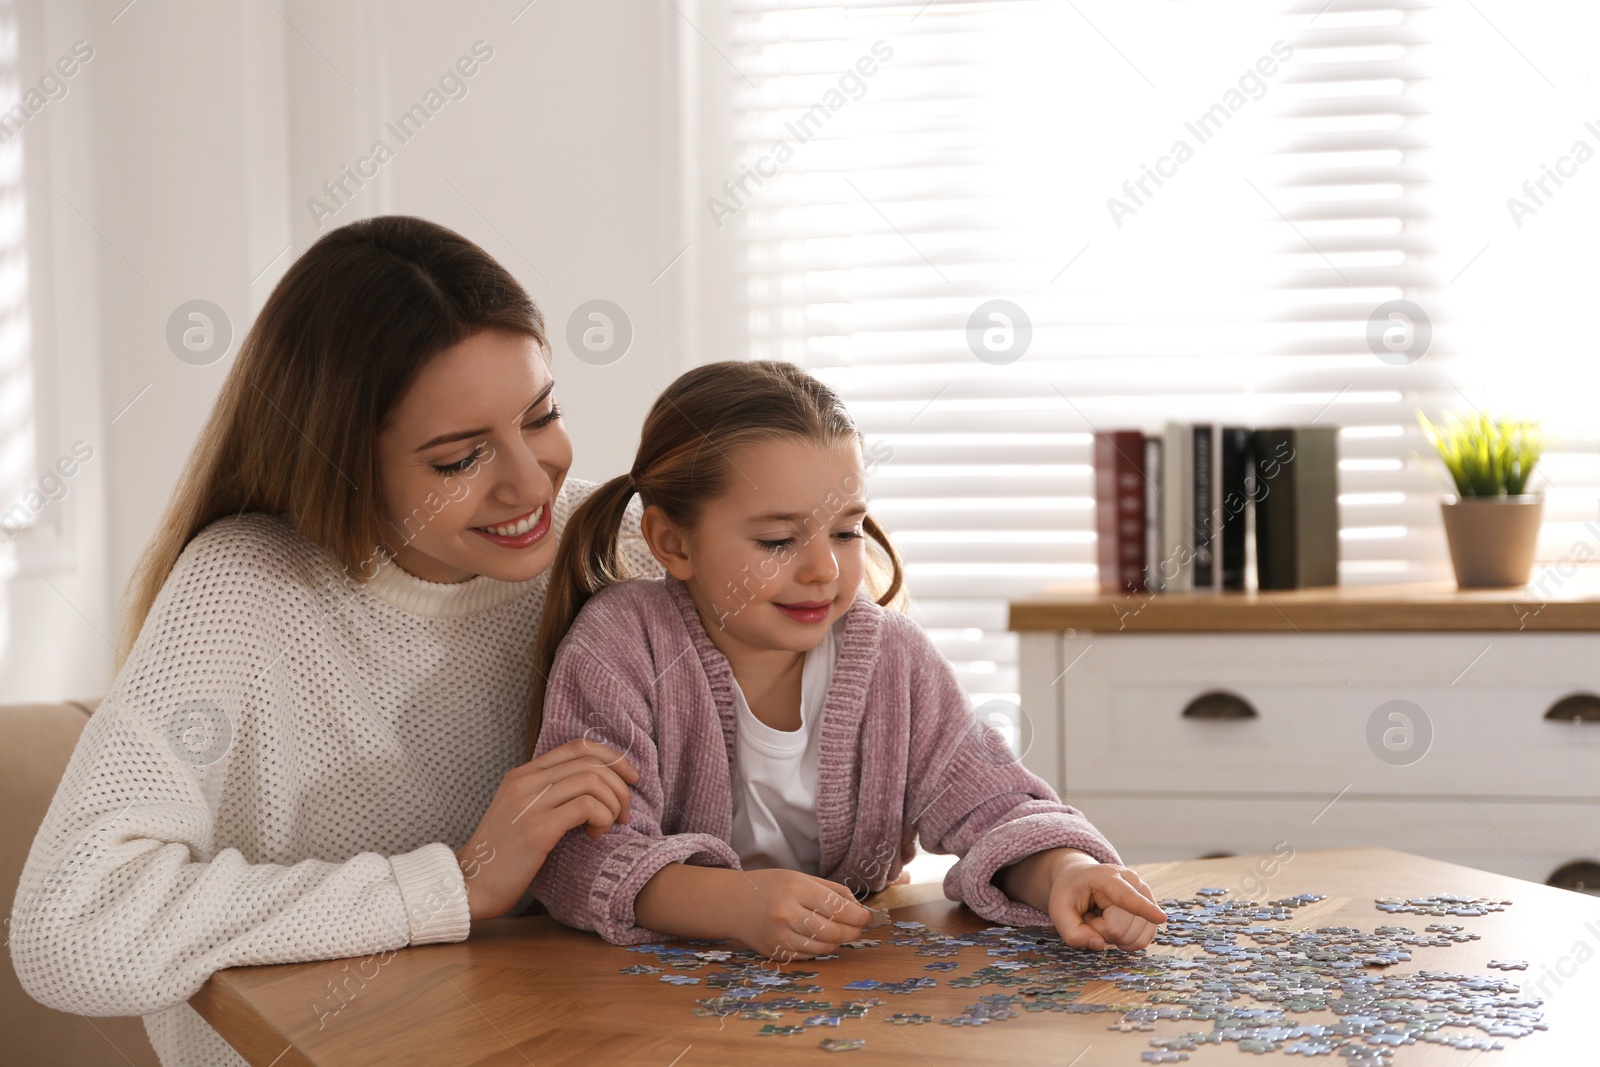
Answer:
[0, 0, 712, 702]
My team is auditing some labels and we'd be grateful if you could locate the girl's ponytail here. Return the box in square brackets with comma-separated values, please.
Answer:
[863, 515, 905, 609]
[527, 473, 639, 756]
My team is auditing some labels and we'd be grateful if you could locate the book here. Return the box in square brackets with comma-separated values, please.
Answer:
[1220, 427, 1252, 591]
[1159, 421, 1192, 592]
[1253, 427, 1340, 590]
[1093, 431, 1147, 594]
[1191, 425, 1221, 591]
[1144, 437, 1164, 592]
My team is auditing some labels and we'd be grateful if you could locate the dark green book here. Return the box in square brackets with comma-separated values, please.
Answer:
[1253, 427, 1339, 590]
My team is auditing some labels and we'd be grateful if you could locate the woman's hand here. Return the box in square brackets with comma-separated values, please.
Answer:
[730, 869, 873, 961]
[454, 738, 638, 921]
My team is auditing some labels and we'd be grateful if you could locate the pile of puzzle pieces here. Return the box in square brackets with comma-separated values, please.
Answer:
[614, 889, 1541, 1061]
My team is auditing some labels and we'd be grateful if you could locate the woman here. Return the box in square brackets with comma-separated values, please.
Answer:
[9, 216, 649, 1066]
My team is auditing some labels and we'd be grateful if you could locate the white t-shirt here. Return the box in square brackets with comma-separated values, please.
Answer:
[728, 618, 844, 875]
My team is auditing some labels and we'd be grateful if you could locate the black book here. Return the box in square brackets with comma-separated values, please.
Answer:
[1220, 427, 1252, 591]
[1191, 425, 1219, 590]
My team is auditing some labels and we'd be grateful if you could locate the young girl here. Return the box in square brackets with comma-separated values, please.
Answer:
[10, 216, 651, 1066]
[530, 361, 1166, 959]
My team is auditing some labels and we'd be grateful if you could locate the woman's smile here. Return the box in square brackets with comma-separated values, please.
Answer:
[470, 504, 551, 548]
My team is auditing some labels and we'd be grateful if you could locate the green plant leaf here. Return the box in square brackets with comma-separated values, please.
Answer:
[1415, 409, 1542, 497]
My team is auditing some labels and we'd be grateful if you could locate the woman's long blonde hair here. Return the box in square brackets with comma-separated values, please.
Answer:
[120, 216, 547, 655]
[527, 360, 904, 756]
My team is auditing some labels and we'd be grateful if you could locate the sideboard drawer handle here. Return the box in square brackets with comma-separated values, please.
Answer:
[1545, 693, 1600, 723]
[1182, 690, 1258, 720]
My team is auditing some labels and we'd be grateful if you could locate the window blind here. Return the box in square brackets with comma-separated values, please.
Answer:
[1267, 0, 1455, 582]
[723, 0, 1579, 707]
[0, 0, 36, 551]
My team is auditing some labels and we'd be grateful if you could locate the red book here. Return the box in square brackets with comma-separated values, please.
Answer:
[1094, 431, 1148, 595]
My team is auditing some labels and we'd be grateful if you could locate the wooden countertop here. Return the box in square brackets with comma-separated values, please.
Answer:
[189, 848, 1600, 1065]
[1009, 578, 1600, 633]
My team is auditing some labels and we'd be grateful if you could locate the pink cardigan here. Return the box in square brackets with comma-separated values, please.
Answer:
[530, 577, 1121, 944]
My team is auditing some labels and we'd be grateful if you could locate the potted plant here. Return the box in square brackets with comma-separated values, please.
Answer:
[1418, 411, 1545, 588]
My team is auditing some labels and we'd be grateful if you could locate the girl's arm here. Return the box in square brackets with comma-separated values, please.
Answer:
[530, 587, 870, 952]
[895, 616, 1164, 941]
[529, 591, 743, 943]
[634, 864, 869, 958]
[995, 846, 1166, 950]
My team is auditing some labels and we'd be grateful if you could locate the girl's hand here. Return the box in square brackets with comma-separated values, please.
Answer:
[731, 869, 873, 960]
[1044, 852, 1167, 951]
[454, 738, 639, 921]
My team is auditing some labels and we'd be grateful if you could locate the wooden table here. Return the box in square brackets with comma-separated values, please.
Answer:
[191, 848, 1600, 1065]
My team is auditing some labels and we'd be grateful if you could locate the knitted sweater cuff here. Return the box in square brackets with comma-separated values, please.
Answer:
[591, 834, 743, 945]
[946, 814, 1121, 927]
[391, 843, 472, 945]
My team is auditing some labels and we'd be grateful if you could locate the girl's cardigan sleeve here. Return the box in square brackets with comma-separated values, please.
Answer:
[530, 590, 740, 944]
[892, 615, 1124, 927]
[7, 527, 468, 1019]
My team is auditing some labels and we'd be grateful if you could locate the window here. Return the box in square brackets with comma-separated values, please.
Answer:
[0, 0, 37, 556]
[0, 0, 71, 576]
[722, 0, 1600, 707]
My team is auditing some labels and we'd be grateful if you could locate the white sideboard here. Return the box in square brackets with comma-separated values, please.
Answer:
[1011, 584, 1600, 888]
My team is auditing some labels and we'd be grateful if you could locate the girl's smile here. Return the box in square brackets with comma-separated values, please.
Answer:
[773, 599, 834, 625]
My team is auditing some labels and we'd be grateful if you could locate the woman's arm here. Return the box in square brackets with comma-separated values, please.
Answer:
[12, 524, 484, 1017]
[9, 690, 466, 1017]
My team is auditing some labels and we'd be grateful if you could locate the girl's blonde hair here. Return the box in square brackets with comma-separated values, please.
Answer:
[121, 216, 547, 655]
[528, 359, 903, 756]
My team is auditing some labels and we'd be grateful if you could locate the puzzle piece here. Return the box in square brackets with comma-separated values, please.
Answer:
[659, 974, 700, 986]
[818, 1038, 866, 1052]
[842, 996, 886, 1008]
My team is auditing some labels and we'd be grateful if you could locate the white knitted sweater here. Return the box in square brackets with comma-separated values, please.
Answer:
[8, 478, 650, 1067]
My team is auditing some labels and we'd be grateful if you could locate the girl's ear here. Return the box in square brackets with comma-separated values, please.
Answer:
[640, 504, 695, 581]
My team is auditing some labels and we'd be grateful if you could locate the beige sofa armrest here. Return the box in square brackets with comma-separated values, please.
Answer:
[2, 700, 159, 1067]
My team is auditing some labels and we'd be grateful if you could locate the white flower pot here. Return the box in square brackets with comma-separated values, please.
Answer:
[1438, 495, 1544, 589]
